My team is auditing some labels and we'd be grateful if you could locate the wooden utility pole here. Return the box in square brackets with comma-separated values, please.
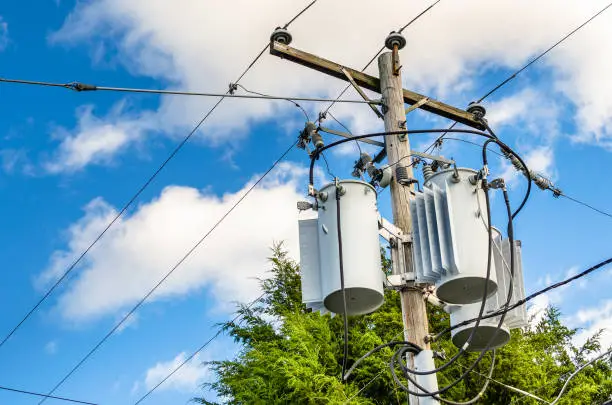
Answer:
[269, 32, 476, 404]
[379, 50, 431, 405]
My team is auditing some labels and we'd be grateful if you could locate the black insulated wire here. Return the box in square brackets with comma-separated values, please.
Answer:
[394, 168, 515, 399]
[441, 256, 612, 336]
[335, 183, 350, 380]
[342, 130, 520, 400]
[308, 128, 497, 187]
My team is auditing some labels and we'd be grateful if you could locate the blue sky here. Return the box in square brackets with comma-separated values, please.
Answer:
[1, 0, 612, 404]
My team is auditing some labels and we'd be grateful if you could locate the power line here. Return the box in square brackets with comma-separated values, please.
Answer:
[0, 0, 317, 354]
[478, 1, 612, 103]
[459, 364, 549, 404]
[234, 83, 310, 121]
[435, 256, 612, 338]
[0, 77, 379, 105]
[0, 385, 98, 405]
[134, 292, 266, 405]
[510, 348, 612, 405]
[438, 137, 612, 220]
[37, 141, 296, 404]
[427, 1, 612, 154]
[549, 348, 612, 405]
[342, 370, 385, 404]
[318, 0, 442, 119]
[559, 193, 612, 220]
[35, 3, 318, 400]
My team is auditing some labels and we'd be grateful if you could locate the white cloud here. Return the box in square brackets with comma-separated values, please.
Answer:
[500, 145, 556, 187]
[44, 103, 157, 173]
[528, 293, 550, 326]
[0, 149, 34, 175]
[0, 17, 8, 51]
[568, 300, 612, 352]
[143, 352, 209, 393]
[44, 340, 58, 355]
[38, 162, 306, 322]
[47, 0, 612, 169]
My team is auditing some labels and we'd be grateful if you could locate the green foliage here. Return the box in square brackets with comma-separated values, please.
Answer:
[199, 245, 612, 404]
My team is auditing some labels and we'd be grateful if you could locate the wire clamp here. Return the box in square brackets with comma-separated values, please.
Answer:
[489, 177, 506, 190]
[67, 81, 97, 92]
[228, 83, 238, 95]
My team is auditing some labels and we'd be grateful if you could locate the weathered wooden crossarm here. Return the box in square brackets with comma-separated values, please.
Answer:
[270, 41, 485, 130]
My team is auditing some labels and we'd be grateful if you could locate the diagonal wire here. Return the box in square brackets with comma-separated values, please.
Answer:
[558, 193, 612, 220]
[37, 142, 296, 405]
[436, 137, 612, 220]
[133, 292, 266, 405]
[478, 1, 612, 103]
[35, 2, 319, 401]
[318, 0, 442, 121]
[0, 0, 317, 353]
[0, 385, 98, 405]
[427, 1, 612, 154]
[458, 364, 548, 404]
[342, 370, 385, 404]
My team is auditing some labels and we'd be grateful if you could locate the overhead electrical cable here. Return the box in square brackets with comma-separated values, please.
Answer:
[234, 83, 310, 121]
[0, 385, 98, 405]
[35, 4, 320, 402]
[548, 348, 612, 405]
[37, 141, 296, 405]
[318, 0, 442, 119]
[133, 292, 266, 405]
[338, 126, 526, 402]
[436, 137, 612, 220]
[457, 362, 549, 404]
[435, 256, 612, 338]
[427, 0, 612, 153]
[314, 126, 522, 402]
[0, 0, 318, 354]
[0, 77, 379, 105]
[335, 180, 350, 380]
[478, 1, 612, 103]
[558, 193, 612, 220]
[390, 148, 514, 402]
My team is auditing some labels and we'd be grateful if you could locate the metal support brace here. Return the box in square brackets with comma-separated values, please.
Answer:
[398, 97, 430, 141]
[379, 216, 415, 287]
[340, 67, 385, 119]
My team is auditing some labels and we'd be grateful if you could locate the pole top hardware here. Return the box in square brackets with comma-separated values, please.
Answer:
[385, 31, 406, 50]
[467, 101, 486, 120]
[270, 27, 292, 45]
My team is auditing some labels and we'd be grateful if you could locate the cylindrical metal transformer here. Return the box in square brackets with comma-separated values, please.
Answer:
[424, 168, 498, 304]
[449, 302, 510, 352]
[317, 180, 383, 315]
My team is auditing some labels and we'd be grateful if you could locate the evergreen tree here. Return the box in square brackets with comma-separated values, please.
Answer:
[199, 244, 612, 404]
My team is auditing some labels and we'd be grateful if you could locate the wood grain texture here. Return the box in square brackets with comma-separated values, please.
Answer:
[270, 41, 484, 129]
